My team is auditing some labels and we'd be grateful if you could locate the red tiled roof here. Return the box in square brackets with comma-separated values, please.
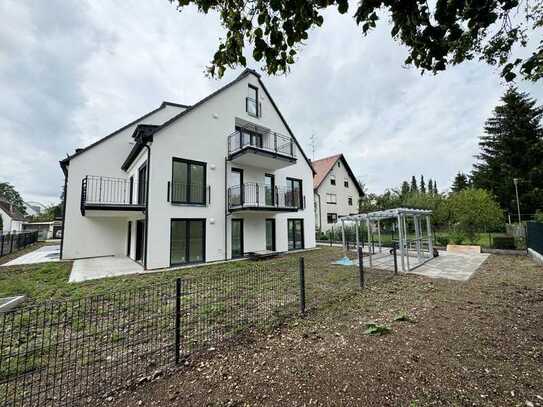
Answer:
[312, 154, 342, 190]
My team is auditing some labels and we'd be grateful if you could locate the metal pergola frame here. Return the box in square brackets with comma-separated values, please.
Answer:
[340, 208, 434, 272]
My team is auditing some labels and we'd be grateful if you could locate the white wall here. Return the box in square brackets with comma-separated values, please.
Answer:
[0, 208, 23, 233]
[315, 158, 361, 233]
[146, 73, 315, 269]
[62, 104, 184, 259]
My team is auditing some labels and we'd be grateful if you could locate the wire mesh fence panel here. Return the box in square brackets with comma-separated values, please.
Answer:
[0, 283, 176, 407]
[0, 232, 38, 258]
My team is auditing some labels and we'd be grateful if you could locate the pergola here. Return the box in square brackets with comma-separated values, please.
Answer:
[340, 208, 434, 272]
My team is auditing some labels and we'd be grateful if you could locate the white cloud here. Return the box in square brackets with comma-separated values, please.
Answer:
[0, 0, 541, 204]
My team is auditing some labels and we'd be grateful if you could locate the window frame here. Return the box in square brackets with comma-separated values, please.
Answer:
[330, 174, 336, 186]
[169, 218, 206, 266]
[247, 85, 259, 117]
[344, 180, 349, 188]
[286, 177, 303, 209]
[326, 193, 337, 204]
[327, 213, 338, 224]
[171, 157, 207, 205]
[348, 197, 353, 206]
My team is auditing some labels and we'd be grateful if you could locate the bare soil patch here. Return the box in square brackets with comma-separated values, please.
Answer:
[102, 254, 543, 406]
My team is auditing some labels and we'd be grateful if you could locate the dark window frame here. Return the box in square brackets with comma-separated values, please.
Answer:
[266, 218, 276, 251]
[326, 193, 337, 204]
[137, 162, 147, 205]
[169, 218, 206, 266]
[348, 197, 353, 206]
[231, 218, 244, 258]
[344, 180, 349, 188]
[287, 218, 305, 251]
[171, 157, 207, 205]
[236, 126, 263, 148]
[247, 85, 259, 117]
[286, 177, 303, 209]
[327, 213, 338, 224]
[264, 173, 275, 206]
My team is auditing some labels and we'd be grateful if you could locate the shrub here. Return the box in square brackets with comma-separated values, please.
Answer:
[535, 210, 543, 223]
[492, 236, 516, 250]
[449, 229, 466, 245]
[436, 235, 449, 246]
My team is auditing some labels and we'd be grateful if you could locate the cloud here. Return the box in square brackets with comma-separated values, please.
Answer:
[0, 0, 542, 204]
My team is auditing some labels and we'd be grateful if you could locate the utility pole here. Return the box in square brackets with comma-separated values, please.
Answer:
[513, 178, 521, 224]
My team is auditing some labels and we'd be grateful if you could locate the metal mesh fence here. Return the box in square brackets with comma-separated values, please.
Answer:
[0, 232, 39, 258]
[0, 261, 298, 407]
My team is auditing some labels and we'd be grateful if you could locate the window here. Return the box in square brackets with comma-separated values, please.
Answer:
[171, 158, 206, 205]
[330, 175, 336, 185]
[288, 219, 304, 250]
[236, 127, 263, 149]
[348, 197, 353, 206]
[344, 180, 349, 188]
[326, 193, 337, 204]
[137, 163, 147, 205]
[246, 85, 259, 117]
[265, 174, 275, 206]
[170, 219, 205, 265]
[327, 213, 337, 224]
[338, 161, 341, 168]
[286, 178, 303, 209]
[231, 219, 244, 258]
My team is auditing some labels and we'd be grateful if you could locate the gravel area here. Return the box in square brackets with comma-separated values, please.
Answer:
[100, 254, 543, 406]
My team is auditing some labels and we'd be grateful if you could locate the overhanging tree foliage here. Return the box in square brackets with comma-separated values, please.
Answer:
[171, 0, 543, 81]
[471, 87, 543, 215]
[0, 182, 26, 216]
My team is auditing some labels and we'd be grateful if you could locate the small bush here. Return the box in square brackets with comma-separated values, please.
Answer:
[436, 235, 449, 246]
[493, 236, 516, 250]
[448, 229, 466, 245]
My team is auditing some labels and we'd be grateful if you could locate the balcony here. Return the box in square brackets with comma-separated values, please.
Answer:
[80, 176, 145, 216]
[228, 183, 305, 213]
[227, 129, 297, 170]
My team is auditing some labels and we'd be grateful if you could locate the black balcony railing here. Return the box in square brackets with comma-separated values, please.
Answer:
[227, 130, 296, 159]
[81, 175, 143, 215]
[167, 182, 210, 205]
[228, 183, 304, 211]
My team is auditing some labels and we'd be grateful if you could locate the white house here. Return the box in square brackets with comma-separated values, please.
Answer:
[60, 69, 316, 270]
[313, 154, 363, 233]
[0, 200, 25, 234]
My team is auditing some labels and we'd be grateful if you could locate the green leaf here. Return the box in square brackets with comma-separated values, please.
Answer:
[363, 323, 391, 335]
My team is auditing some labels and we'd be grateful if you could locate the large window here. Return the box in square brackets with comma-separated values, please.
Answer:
[246, 85, 259, 117]
[286, 177, 303, 209]
[288, 219, 304, 250]
[265, 174, 275, 206]
[236, 127, 263, 149]
[326, 193, 337, 204]
[171, 158, 206, 205]
[231, 219, 244, 258]
[327, 213, 337, 224]
[170, 219, 205, 265]
[137, 163, 147, 205]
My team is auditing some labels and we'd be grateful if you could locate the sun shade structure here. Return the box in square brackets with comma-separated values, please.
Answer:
[340, 208, 434, 272]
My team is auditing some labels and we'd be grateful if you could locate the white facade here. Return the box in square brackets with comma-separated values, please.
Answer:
[314, 156, 362, 233]
[61, 70, 315, 271]
[0, 205, 24, 234]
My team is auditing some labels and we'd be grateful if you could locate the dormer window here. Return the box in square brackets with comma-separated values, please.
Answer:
[247, 85, 260, 117]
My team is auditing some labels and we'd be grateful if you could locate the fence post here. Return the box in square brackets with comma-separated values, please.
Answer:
[0, 234, 3, 257]
[174, 278, 181, 364]
[358, 246, 364, 289]
[392, 243, 398, 275]
[299, 257, 306, 315]
[10, 233, 14, 254]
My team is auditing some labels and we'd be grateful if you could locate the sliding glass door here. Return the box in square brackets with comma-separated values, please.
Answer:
[170, 219, 205, 265]
[287, 219, 304, 250]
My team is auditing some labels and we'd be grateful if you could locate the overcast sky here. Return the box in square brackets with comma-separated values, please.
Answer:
[1, 1, 542, 205]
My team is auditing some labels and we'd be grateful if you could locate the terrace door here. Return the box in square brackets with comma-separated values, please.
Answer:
[288, 219, 304, 251]
[170, 219, 205, 265]
[266, 219, 276, 251]
[135, 220, 145, 262]
[231, 219, 244, 258]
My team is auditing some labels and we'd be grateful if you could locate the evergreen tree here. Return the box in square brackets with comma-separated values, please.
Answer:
[451, 172, 469, 193]
[471, 88, 543, 214]
[400, 181, 410, 197]
[420, 175, 426, 194]
[433, 180, 438, 194]
[410, 176, 418, 193]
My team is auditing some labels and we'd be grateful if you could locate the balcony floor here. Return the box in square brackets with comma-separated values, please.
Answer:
[229, 205, 299, 213]
[228, 147, 296, 170]
[83, 203, 145, 217]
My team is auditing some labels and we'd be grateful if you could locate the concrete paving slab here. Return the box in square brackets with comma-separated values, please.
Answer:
[1, 245, 61, 266]
[409, 251, 490, 281]
[69, 256, 144, 283]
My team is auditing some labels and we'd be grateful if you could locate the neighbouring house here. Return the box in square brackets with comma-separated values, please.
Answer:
[60, 69, 316, 270]
[0, 200, 25, 234]
[313, 154, 363, 233]
[24, 201, 46, 216]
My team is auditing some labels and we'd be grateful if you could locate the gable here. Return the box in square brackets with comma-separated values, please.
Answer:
[313, 154, 363, 196]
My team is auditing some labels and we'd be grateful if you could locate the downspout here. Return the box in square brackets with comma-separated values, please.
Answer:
[59, 164, 68, 259]
[143, 143, 151, 270]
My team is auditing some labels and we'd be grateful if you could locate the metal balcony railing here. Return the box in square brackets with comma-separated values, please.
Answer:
[81, 175, 144, 214]
[167, 182, 210, 205]
[227, 130, 296, 159]
[228, 183, 305, 211]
